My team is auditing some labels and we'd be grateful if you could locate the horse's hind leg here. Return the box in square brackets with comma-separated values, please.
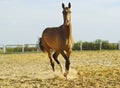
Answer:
[53, 52, 63, 73]
[47, 50, 55, 72]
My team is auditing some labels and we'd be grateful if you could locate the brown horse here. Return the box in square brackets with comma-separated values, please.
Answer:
[39, 2, 74, 79]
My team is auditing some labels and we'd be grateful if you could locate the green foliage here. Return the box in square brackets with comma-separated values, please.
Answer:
[5, 45, 38, 53]
[24, 45, 37, 52]
[73, 41, 81, 50]
[73, 39, 118, 50]
[0, 48, 2, 53]
[6, 47, 22, 53]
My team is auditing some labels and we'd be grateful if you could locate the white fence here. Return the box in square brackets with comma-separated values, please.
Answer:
[79, 41, 120, 51]
[0, 41, 120, 53]
[0, 44, 39, 53]
[79, 41, 102, 51]
[119, 41, 120, 50]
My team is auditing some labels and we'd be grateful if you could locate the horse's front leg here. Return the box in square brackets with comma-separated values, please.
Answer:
[60, 51, 71, 79]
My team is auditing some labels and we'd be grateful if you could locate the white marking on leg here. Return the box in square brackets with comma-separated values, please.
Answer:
[53, 71, 57, 77]
[59, 64, 63, 73]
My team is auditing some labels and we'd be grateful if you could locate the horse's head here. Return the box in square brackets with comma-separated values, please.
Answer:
[62, 2, 71, 26]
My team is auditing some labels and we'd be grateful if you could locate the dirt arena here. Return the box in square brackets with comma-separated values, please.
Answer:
[0, 51, 120, 88]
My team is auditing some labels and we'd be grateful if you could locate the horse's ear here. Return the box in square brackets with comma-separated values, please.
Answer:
[68, 2, 71, 8]
[62, 3, 65, 9]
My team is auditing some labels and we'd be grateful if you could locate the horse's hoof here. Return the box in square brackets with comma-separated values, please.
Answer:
[64, 71, 69, 78]
[64, 73, 66, 77]
[64, 73, 68, 80]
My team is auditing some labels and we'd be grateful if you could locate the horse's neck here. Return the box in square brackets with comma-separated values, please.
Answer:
[62, 23, 72, 39]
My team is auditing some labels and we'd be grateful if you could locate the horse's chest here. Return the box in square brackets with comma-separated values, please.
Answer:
[64, 39, 73, 50]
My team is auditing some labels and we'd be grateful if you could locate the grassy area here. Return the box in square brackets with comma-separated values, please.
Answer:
[0, 51, 120, 88]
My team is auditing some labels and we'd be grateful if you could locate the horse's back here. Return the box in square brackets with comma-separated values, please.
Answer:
[42, 27, 62, 51]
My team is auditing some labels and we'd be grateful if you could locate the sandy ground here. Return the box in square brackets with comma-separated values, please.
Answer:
[0, 51, 120, 88]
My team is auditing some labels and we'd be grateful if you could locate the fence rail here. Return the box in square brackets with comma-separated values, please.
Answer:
[0, 41, 120, 53]
[0, 44, 39, 53]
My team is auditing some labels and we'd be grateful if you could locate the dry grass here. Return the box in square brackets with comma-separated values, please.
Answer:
[0, 51, 120, 88]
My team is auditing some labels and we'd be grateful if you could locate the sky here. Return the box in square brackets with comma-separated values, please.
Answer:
[0, 0, 120, 44]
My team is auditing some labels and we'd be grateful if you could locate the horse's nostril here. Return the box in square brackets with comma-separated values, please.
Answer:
[66, 20, 69, 23]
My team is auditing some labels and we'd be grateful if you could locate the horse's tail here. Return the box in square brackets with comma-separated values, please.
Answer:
[39, 38, 45, 52]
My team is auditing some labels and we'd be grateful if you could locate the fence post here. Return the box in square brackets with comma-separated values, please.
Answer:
[118, 41, 120, 50]
[100, 41, 102, 50]
[3, 45, 6, 54]
[80, 42, 82, 51]
[22, 44, 24, 53]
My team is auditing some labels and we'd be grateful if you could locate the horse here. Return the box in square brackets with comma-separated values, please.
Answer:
[39, 2, 74, 79]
